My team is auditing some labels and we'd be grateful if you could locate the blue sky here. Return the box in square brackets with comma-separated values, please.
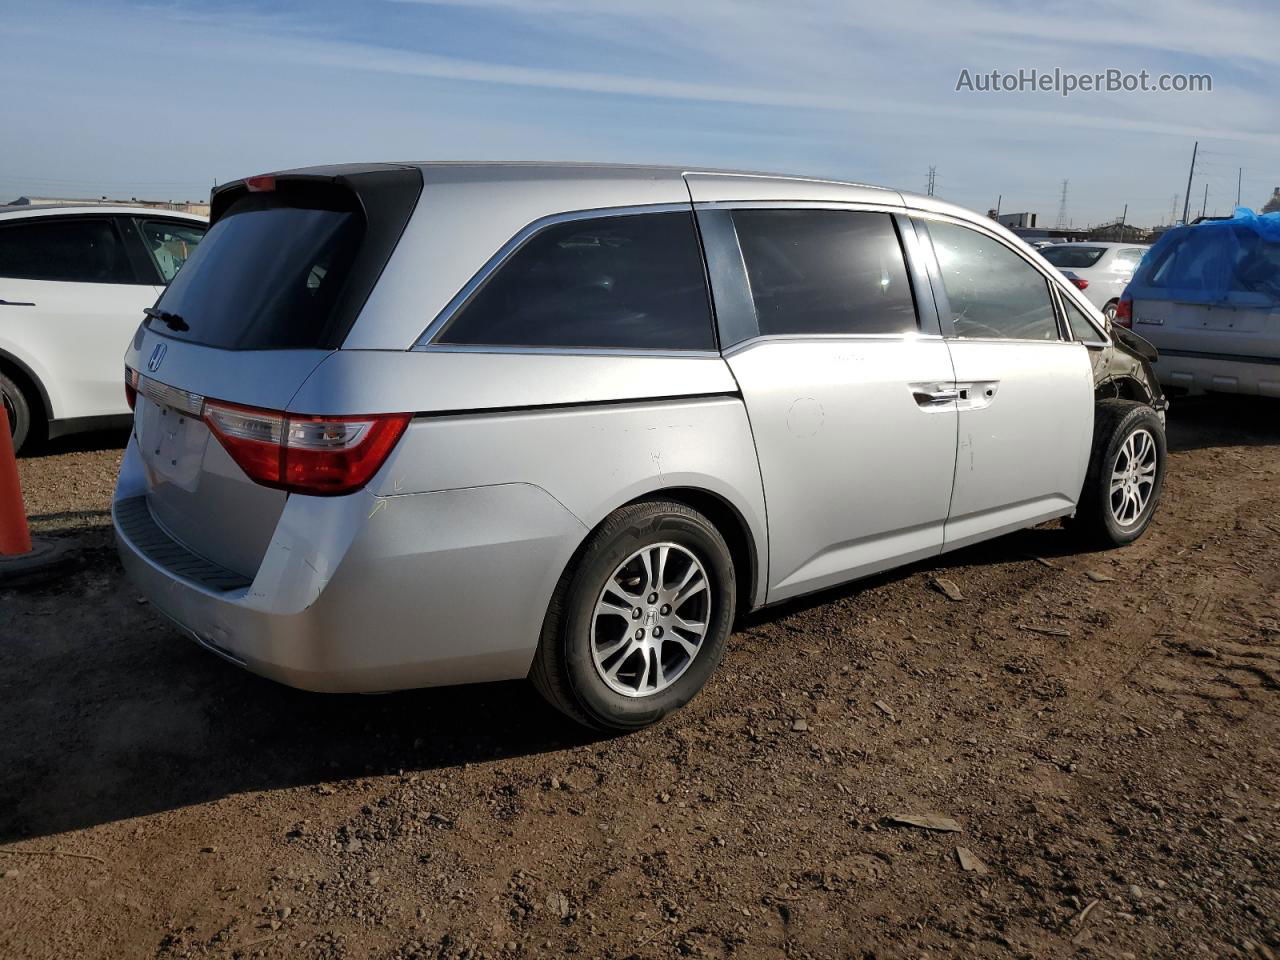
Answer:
[3, 0, 1277, 226]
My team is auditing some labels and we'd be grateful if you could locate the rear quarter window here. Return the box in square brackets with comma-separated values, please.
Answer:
[435, 212, 715, 351]
[139, 220, 206, 283]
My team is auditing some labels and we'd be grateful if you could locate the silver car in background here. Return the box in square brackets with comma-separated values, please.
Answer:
[1038, 241, 1150, 322]
[114, 163, 1167, 730]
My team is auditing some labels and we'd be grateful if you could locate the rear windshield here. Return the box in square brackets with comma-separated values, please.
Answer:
[1040, 245, 1106, 268]
[1139, 226, 1280, 300]
[150, 189, 364, 349]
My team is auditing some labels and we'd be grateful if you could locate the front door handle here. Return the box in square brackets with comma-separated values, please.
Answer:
[913, 387, 960, 406]
[0, 299, 36, 307]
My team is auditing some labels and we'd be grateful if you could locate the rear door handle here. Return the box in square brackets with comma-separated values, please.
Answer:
[0, 299, 36, 307]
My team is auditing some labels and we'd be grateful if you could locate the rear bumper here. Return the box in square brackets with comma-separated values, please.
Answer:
[113, 436, 587, 692]
[1152, 350, 1280, 397]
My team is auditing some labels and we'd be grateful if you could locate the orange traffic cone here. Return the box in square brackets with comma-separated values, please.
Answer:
[0, 405, 75, 583]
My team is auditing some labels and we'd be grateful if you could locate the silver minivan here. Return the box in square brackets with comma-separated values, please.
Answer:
[114, 163, 1167, 730]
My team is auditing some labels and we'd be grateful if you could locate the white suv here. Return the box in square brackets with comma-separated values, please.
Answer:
[0, 205, 207, 451]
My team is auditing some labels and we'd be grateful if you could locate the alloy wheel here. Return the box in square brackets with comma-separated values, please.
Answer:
[1110, 428, 1157, 527]
[590, 542, 711, 698]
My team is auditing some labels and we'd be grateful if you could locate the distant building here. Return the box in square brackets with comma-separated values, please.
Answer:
[992, 211, 1038, 229]
[6, 195, 211, 217]
[1088, 221, 1149, 243]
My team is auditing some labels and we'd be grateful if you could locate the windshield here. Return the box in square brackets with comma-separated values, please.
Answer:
[1040, 245, 1106, 268]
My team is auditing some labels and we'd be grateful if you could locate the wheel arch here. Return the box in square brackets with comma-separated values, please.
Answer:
[1096, 374, 1154, 406]
[623, 485, 761, 619]
[562, 482, 764, 618]
[0, 347, 53, 420]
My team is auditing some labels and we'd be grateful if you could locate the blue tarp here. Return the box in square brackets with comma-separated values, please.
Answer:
[1128, 207, 1280, 306]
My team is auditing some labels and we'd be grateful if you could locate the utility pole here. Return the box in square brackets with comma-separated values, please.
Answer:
[995, 194, 1002, 217]
[1201, 182, 1209, 219]
[1119, 203, 1128, 239]
[1181, 140, 1198, 224]
[926, 166, 936, 197]
[1237, 168, 1243, 208]
[1055, 179, 1069, 230]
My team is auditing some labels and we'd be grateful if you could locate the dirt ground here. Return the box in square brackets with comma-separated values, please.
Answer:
[1, 396, 1277, 960]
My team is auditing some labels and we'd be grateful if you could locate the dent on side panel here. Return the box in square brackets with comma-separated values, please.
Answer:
[373, 397, 770, 608]
[122, 481, 589, 691]
[294, 483, 589, 686]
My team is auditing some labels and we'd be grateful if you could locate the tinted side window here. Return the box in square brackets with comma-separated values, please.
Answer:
[0, 217, 135, 283]
[928, 221, 1059, 341]
[140, 220, 206, 283]
[437, 212, 714, 350]
[732, 210, 916, 336]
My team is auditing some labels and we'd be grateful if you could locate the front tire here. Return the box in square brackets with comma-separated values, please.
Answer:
[1071, 399, 1166, 547]
[530, 499, 736, 731]
[0, 371, 34, 455]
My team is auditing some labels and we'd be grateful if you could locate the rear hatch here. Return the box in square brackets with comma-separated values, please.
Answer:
[1128, 221, 1280, 363]
[126, 165, 422, 579]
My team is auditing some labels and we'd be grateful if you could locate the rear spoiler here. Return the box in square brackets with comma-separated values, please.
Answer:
[210, 163, 423, 226]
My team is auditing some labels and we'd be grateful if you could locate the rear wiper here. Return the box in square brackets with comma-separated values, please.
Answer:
[144, 307, 189, 332]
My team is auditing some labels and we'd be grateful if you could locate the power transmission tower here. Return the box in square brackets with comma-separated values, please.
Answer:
[926, 166, 936, 197]
[1237, 168, 1243, 208]
[1168, 195, 1179, 226]
[1054, 179, 1069, 230]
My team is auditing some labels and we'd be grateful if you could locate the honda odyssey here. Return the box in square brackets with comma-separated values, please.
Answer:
[114, 163, 1167, 730]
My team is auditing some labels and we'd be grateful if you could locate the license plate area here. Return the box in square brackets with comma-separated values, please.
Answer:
[137, 396, 211, 492]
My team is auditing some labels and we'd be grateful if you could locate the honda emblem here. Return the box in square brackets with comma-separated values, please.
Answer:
[147, 343, 167, 373]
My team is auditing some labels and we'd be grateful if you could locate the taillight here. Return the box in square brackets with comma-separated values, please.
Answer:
[1069, 276, 1089, 290]
[1114, 296, 1133, 328]
[125, 366, 139, 410]
[203, 400, 410, 496]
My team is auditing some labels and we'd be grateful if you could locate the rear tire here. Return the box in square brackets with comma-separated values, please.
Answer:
[1103, 300, 1118, 323]
[1069, 399, 1166, 547]
[530, 499, 736, 731]
[0, 371, 34, 455]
